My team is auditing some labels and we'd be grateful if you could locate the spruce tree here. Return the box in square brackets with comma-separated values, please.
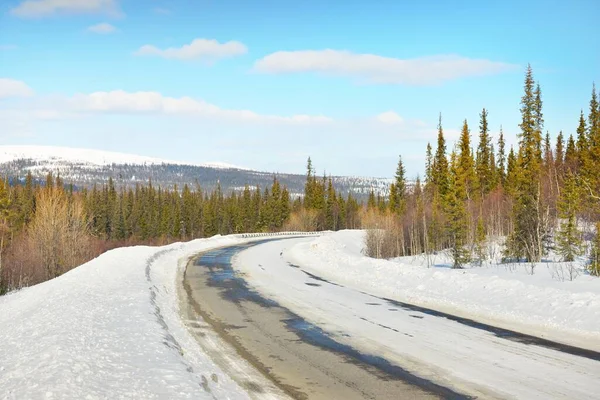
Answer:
[556, 172, 582, 262]
[565, 134, 578, 172]
[367, 189, 376, 210]
[505, 146, 518, 197]
[508, 64, 546, 262]
[576, 110, 589, 173]
[456, 119, 476, 201]
[432, 114, 450, 197]
[425, 143, 433, 185]
[446, 160, 470, 268]
[497, 126, 506, 186]
[555, 131, 564, 176]
[586, 84, 600, 215]
[393, 156, 407, 215]
[476, 108, 493, 195]
[388, 183, 398, 214]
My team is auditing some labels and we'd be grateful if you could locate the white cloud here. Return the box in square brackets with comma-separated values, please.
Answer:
[71, 90, 332, 124]
[254, 50, 517, 85]
[376, 111, 404, 124]
[0, 79, 34, 99]
[87, 22, 117, 34]
[134, 38, 247, 61]
[11, 0, 121, 18]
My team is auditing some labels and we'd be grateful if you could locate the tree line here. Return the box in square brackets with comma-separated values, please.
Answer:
[0, 163, 365, 292]
[1, 64, 598, 293]
[365, 65, 600, 275]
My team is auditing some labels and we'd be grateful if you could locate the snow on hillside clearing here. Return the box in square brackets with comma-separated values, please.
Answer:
[286, 230, 600, 349]
[0, 235, 284, 400]
[0, 145, 245, 170]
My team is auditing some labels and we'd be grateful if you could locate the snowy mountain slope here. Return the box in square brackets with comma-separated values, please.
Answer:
[0, 145, 392, 198]
[0, 145, 243, 170]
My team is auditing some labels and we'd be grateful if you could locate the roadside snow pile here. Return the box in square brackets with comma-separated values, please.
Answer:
[286, 230, 600, 348]
[0, 235, 252, 400]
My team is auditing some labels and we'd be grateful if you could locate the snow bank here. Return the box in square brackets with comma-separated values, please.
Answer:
[0, 235, 272, 399]
[286, 230, 600, 349]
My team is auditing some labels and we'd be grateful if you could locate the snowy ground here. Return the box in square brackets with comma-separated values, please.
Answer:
[2, 230, 599, 399]
[0, 234, 309, 400]
[285, 230, 600, 349]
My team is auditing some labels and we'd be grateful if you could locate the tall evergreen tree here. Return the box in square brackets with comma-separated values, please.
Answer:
[446, 159, 470, 268]
[556, 172, 582, 262]
[456, 119, 476, 200]
[576, 110, 589, 174]
[476, 108, 493, 195]
[425, 142, 433, 185]
[555, 131, 565, 174]
[432, 114, 450, 197]
[497, 126, 506, 186]
[391, 156, 407, 215]
[507, 65, 547, 262]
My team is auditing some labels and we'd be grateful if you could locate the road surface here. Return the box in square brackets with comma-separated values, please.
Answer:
[182, 237, 600, 399]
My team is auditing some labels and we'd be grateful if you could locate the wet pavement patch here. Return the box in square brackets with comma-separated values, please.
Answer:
[284, 318, 468, 399]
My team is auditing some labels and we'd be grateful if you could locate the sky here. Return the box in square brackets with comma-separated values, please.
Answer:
[0, 0, 598, 178]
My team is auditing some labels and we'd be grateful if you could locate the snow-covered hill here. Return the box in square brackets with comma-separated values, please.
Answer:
[0, 145, 243, 170]
[0, 145, 392, 198]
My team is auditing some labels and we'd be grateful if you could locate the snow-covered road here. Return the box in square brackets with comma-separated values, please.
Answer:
[234, 238, 600, 399]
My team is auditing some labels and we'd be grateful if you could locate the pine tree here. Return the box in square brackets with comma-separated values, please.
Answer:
[392, 156, 407, 215]
[497, 126, 506, 186]
[446, 161, 470, 268]
[576, 110, 589, 173]
[555, 131, 564, 175]
[432, 114, 450, 197]
[586, 84, 600, 215]
[508, 65, 546, 262]
[425, 142, 433, 185]
[556, 172, 582, 262]
[505, 146, 518, 197]
[456, 119, 476, 200]
[367, 189, 376, 210]
[476, 108, 493, 195]
[388, 183, 398, 214]
[565, 134, 578, 172]
[325, 178, 336, 230]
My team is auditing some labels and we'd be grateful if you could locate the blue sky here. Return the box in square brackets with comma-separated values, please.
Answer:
[0, 0, 598, 178]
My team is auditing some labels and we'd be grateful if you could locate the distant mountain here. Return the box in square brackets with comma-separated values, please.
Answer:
[0, 146, 392, 199]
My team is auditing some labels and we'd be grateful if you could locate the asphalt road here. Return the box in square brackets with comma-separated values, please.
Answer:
[181, 238, 600, 400]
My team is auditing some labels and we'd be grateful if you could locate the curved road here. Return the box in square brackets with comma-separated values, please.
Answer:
[182, 237, 600, 400]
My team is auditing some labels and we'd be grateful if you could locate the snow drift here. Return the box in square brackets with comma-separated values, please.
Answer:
[286, 230, 600, 349]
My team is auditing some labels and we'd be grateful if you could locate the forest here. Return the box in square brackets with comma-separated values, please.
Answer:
[364, 65, 600, 275]
[0, 65, 598, 293]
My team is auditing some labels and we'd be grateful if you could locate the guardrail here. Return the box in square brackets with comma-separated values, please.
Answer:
[237, 231, 320, 239]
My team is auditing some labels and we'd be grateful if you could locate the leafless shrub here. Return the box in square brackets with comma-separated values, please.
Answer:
[284, 208, 319, 232]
